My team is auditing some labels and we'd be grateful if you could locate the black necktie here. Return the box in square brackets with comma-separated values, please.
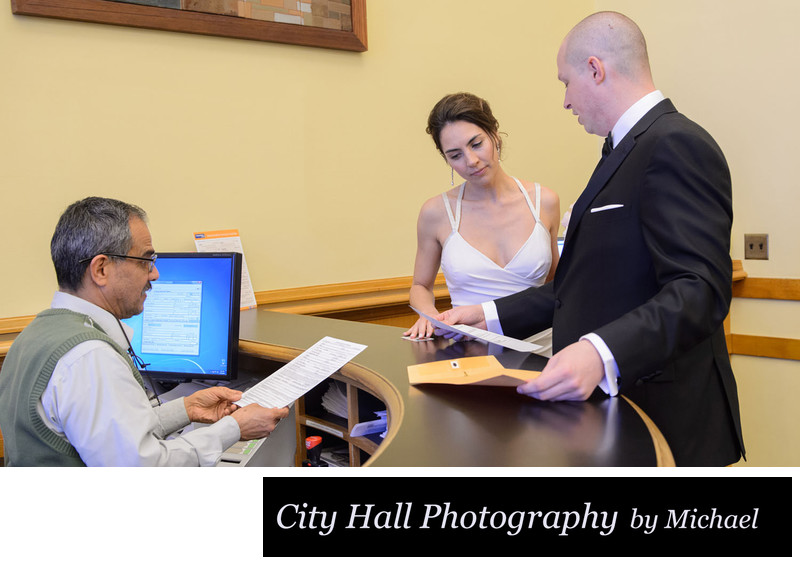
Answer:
[602, 134, 613, 158]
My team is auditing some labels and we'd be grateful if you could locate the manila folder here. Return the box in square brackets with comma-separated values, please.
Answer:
[407, 355, 540, 387]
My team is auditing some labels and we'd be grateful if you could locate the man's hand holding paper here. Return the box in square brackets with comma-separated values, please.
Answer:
[516, 341, 604, 402]
[436, 304, 487, 335]
[237, 336, 367, 409]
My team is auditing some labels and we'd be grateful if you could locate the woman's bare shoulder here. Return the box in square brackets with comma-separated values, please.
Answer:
[419, 188, 458, 221]
[538, 184, 560, 210]
[517, 179, 560, 208]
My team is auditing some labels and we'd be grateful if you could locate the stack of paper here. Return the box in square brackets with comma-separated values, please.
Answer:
[321, 380, 348, 419]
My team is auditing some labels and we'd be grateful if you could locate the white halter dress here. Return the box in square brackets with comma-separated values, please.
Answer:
[439, 178, 554, 355]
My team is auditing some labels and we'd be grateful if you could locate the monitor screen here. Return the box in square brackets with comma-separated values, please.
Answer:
[124, 252, 242, 383]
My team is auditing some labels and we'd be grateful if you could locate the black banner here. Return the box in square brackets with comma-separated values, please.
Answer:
[262, 476, 791, 557]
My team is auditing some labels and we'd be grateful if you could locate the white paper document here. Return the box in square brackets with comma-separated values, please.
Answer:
[411, 307, 543, 354]
[236, 336, 367, 408]
[193, 229, 257, 309]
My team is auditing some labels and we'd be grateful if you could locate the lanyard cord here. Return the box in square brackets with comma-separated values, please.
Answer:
[114, 317, 161, 407]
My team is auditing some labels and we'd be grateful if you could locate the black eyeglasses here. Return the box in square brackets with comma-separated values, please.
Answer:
[79, 253, 158, 272]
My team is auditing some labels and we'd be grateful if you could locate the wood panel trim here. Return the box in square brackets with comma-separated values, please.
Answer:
[732, 277, 800, 301]
[256, 273, 449, 317]
[259, 288, 446, 316]
[255, 273, 446, 305]
[0, 315, 35, 334]
[731, 259, 746, 282]
[730, 334, 800, 361]
[727, 270, 800, 361]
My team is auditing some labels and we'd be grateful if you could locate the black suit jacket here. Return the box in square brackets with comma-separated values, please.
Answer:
[495, 100, 744, 466]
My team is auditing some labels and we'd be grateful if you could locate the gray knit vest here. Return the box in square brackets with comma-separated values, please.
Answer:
[0, 309, 144, 466]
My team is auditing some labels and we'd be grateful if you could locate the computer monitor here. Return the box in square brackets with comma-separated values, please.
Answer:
[124, 252, 243, 383]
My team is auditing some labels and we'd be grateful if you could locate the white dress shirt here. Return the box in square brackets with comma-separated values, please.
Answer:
[38, 292, 241, 466]
[482, 91, 666, 396]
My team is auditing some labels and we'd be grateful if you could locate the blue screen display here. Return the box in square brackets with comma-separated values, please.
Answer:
[124, 253, 240, 381]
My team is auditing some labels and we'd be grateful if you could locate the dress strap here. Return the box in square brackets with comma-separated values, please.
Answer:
[513, 177, 541, 222]
[441, 183, 465, 232]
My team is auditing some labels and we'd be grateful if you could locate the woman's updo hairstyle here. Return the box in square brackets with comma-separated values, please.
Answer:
[426, 92, 503, 159]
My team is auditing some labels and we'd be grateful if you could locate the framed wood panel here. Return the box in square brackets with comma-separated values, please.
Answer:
[11, 0, 368, 51]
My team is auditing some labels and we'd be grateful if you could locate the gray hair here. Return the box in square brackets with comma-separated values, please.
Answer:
[51, 197, 148, 291]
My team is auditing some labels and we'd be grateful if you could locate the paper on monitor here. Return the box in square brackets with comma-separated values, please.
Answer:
[193, 229, 257, 310]
[236, 336, 367, 409]
[411, 307, 543, 354]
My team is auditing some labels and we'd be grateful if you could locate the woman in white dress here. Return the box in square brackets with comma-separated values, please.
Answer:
[404, 93, 561, 355]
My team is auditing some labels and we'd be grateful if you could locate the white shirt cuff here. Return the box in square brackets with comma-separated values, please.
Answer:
[482, 301, 503, 335]
[580, 333, 619, 396]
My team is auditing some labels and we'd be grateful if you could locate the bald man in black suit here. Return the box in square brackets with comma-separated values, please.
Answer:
[439, 11, 744, 466]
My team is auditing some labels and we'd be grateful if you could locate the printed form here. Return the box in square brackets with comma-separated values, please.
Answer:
[236, 336, 367, 408]
[411, 307, 543, 354]
[141, 281, 202, 355]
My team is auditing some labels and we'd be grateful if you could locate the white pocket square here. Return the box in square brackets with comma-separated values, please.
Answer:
[590, 204, 624, 213]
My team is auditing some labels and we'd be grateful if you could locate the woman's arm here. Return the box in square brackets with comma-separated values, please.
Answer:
[539, 185, 561, 282]
[405, 197, 446, 339]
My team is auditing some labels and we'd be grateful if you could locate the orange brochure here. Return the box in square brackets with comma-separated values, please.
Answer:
[407, 355, 540, 387]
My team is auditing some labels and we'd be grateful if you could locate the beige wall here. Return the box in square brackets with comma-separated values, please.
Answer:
[0, 0, 595, 318]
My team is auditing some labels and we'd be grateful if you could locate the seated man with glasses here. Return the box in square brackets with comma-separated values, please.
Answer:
[0, 197, 289, 466]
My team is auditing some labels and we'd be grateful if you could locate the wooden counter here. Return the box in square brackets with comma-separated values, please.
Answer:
[238, 308, 674, 467]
